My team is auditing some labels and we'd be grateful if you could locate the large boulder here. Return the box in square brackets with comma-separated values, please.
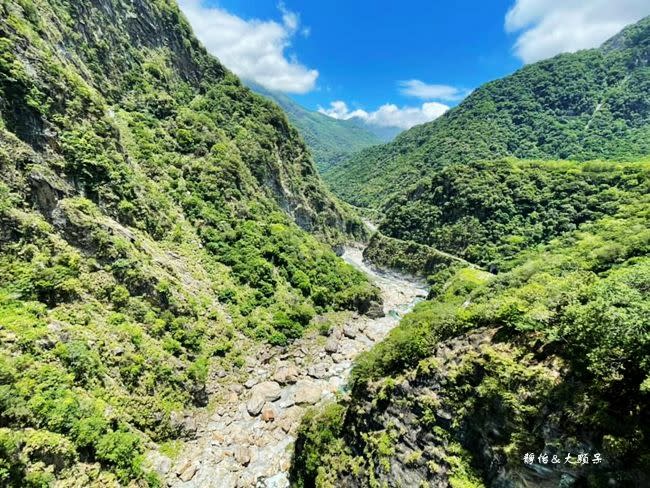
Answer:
[342, 324, 357, 338]
[169, 411, 198, 439]
[324, 337, 339, 354]
[273, 365, 299, 385]
[246, 381, 282, 416]
[294, 380, 322, 405]
[366, 300, 385, 319]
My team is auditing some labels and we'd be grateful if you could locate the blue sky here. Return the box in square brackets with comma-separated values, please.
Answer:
[179, 0, 650, 129]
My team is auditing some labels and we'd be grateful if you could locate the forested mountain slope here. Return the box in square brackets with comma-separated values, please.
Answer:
[0, 0, 379, 484]
[380, 158, 650, 267]
[247, 81, 396, 172]
[293, 193, 650, 486]
[292, 17, 650, 488]
[326, 16, 650, 211]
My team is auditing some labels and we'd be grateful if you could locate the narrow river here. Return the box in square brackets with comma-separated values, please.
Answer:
[163, 246, 428, 488]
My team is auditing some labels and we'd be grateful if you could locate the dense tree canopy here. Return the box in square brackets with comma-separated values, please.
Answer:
[324, 17, 650, 213]
[0, 0, 377, 484]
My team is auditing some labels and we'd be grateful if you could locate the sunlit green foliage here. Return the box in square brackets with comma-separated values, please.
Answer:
[325, 17, 650, 212]
[380, 159, 650, 266]
[294, 194, 650, 486]
[0, 0, 377, 484]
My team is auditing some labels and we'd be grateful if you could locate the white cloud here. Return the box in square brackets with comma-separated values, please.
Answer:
[399, 80, 466, 101]
[505, 0, 650, 63]
[179, 0, 318, 93]
[318, 100, 449, 130]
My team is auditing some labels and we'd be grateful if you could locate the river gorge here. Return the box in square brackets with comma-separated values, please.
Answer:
[157, 246, 428, 487]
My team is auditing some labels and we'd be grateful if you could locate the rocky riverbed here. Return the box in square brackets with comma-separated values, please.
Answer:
[152, 245, 428, 487]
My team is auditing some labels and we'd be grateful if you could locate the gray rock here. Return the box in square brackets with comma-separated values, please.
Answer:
[246, 397, 266, 417]
[279, 405, 305, 434]
[170, 412, 198, 439]
[247, 381, 282, 416]
[324, 337, 339, 354]
[364, 327, 383, 342]
[28, 169, 70, 217]
[234, 446, 251, 466]
[366, 300, 385, 318]
[342, 324, 357, 338]
[307, 363, 329, 379]
[176, 460, 198, 482]
[293, 380, 322, 405]
[272, 365, 299, 385]
[258, 472, 290, 488]
[229, 384, 244, 394]
[331, 353, 344, 364]
[147, 452, 171, 476]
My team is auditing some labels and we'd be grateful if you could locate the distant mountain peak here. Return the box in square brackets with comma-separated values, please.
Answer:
[245, 80, 401, 172]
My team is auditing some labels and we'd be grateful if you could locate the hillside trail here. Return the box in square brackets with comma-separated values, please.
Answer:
[157, 244, 428, 488]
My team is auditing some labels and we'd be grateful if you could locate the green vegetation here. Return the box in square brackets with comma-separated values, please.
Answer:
[324, 17, 650, 212]
[2, 1, 649, 486]
[292, 191, 650, 486]
[380, 158, 650, 267]
[247, 81, 398, 172]
[0, 0, 378, 484]
[363, 231, 475, 278]
[292, 17, 650, 487]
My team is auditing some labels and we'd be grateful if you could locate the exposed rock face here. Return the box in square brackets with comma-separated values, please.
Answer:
[28, 169, 71, 218]
[293, 327, 631, 487]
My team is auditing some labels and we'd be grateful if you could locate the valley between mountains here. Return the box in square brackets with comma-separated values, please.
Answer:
[156, 245, 428, 487]
[0, 1, 649, 487]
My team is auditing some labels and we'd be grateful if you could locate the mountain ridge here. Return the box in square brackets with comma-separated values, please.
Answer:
[325, 15, 650, 211]
[291, 17, 650, 488]
[246, 80, 401, 172]
[0, 0, 380, 484]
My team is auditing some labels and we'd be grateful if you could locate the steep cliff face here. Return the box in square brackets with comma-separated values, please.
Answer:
[1, 0, 364, 237]
[0, 0, 378, 485]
